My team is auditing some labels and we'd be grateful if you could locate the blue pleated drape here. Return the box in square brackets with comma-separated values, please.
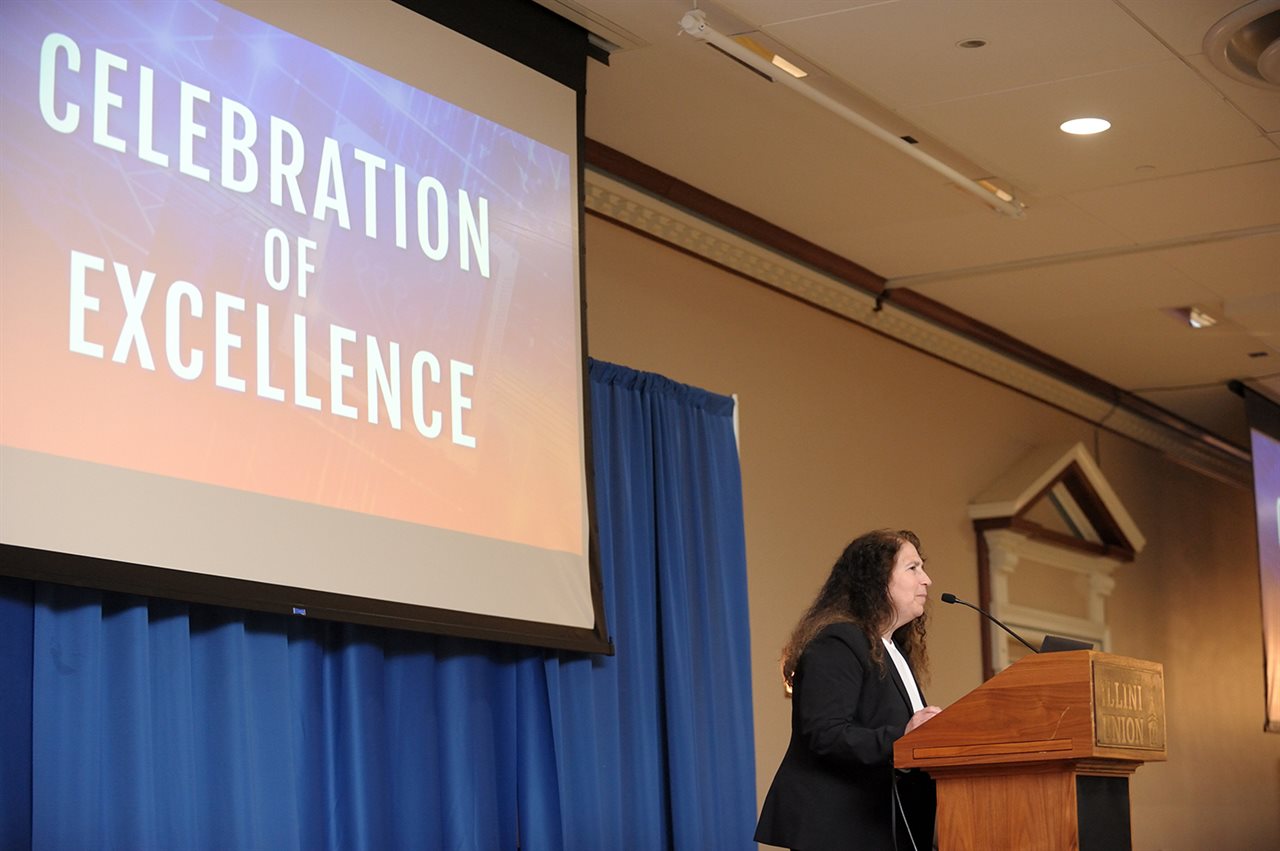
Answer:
[0, 359, 756, 850]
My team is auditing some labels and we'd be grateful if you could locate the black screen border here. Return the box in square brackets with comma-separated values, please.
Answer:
[1242, 384, 1280, 443]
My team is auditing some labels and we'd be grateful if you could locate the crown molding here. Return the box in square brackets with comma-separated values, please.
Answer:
[583, 157, 1250, 489]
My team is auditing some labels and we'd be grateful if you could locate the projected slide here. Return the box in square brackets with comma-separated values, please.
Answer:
[1254, 430, 1280, 580]
[1253, 427, 1280, 731]
[0, 0, 602, 645]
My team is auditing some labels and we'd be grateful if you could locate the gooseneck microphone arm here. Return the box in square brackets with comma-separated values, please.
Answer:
[940, 592, 1040, 655]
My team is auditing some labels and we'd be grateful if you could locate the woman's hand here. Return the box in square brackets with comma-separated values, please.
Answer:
[905, 705, 942, 734]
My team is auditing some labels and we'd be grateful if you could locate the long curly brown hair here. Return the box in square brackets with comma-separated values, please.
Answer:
[780, 529, 929, 690]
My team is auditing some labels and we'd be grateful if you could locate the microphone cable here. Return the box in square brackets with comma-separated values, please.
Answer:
[891, 770, 921, 851]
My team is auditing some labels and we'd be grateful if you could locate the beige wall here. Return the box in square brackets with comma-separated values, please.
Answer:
[583, 214, 1280, 851]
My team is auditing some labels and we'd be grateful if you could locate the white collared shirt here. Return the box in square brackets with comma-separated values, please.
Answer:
[882, 637, 924, 712]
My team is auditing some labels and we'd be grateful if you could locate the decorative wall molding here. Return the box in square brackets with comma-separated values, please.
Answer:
[982, 528, 1124, 577]
[980, 527, 1117, 670]
[584, 166, 1250, 488]
[969, 445, 1135, 672]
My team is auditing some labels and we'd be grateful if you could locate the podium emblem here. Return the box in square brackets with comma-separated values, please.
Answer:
[1093, 660, 1166, 751]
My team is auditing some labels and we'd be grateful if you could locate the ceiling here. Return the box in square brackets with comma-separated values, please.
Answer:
[541, 0, 1280, 463]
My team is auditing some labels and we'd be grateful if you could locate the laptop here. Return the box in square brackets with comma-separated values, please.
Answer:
[1039, 634, 1094, 653]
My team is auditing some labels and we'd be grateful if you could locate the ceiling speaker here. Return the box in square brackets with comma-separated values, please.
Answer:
[1204, 0, 1280, 89]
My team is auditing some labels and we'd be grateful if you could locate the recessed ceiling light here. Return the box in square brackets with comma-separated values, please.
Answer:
[1059, 117, 1111, 135]
[1203, 1, 1280, 89]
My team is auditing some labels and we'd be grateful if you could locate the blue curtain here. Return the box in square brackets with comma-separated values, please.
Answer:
[0, 359, 756, 850]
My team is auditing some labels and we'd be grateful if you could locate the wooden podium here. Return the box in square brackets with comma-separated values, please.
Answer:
[894, 650, 1166, 851]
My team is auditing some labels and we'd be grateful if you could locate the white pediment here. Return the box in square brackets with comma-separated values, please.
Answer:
[969, 442, 1145, 554]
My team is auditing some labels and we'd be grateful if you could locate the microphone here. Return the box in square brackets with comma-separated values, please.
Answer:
[939, 593, 1039, 655]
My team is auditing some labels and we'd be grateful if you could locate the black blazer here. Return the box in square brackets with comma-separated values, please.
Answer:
[755, 622, 936, 851]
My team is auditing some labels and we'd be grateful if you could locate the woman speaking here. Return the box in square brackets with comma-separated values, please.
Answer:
[755, 529, 940, 851]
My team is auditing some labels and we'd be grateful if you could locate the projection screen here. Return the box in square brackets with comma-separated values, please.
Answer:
[1243, 387, 1280, 731]
[0, 0, 611, 652]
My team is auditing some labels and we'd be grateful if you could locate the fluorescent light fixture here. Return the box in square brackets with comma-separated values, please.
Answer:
[1060, 117, 1111, 135]
[732, 34, 808, 78]
[1165, 305, 1220, 329]
[1188, 306, 1218, 329]
[977, 178, 1015, 203]
[770, 53, 808, 78]
[681, 10, 1026, 219]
